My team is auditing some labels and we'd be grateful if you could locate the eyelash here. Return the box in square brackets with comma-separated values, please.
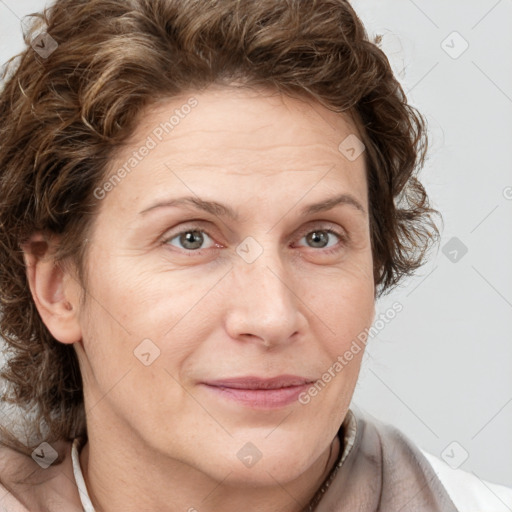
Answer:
[161, 223, 348, 256]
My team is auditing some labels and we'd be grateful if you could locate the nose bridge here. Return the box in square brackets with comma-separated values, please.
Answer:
[236, 237, 294, 308]
[225, 236, 302, 344]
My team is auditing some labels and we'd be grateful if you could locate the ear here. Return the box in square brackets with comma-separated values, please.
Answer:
[21, 232, 83, 345]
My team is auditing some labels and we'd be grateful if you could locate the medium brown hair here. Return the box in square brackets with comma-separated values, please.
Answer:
[0, 0, 440, 459]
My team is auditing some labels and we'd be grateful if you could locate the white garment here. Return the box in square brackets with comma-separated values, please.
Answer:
[71, 439, 95, 512]
[71, 437, 512, 512]
[420, 449, 512, 512]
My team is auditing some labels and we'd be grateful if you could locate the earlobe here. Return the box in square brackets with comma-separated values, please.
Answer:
[21, 232, 82, 345]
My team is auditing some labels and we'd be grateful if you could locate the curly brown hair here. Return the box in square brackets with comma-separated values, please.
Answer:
[0, 0, 440, 459]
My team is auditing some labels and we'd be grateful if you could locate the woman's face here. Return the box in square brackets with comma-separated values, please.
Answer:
[72, 85, 375, 484]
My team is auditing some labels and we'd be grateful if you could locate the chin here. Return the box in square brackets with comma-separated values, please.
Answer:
[219, 436, 315, 484]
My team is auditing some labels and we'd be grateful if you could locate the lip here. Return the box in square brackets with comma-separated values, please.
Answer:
[201, 375, 315, 409]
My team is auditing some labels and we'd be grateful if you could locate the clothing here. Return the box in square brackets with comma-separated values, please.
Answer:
[0, 407, 510, 511]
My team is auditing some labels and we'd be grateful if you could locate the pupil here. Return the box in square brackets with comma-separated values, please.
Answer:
[183, 231, 203, 249]
[309, 231, 327, 248]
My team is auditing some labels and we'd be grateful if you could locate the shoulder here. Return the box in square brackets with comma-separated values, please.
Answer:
[0, 483, 31, 512]
[352, 406, 512, 512]
[420, 449, 512, 512]
[350, 407, 512, 511]
[0, 442, 35, 512]
[0, 440, 84, 512]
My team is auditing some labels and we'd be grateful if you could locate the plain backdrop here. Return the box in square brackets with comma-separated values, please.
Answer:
[1, 0, 511, 487]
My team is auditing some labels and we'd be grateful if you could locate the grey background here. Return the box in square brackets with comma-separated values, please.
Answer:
[1, 0, 511, 487]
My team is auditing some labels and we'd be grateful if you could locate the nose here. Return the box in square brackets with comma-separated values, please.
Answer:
[223, 248, 305, 349]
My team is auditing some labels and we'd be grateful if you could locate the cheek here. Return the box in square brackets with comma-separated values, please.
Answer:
[309, 267, 374, 386]
[80, 248, 174, 335]
[77, 257, 210, 389]
[314, 258, 374, 329]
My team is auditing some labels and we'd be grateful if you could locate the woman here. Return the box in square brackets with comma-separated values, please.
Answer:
[0, 0, 510, 511]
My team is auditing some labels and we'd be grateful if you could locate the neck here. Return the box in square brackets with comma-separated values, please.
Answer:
[79, 418, 341, 512]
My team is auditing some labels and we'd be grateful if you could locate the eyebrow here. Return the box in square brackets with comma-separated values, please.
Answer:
[139, 193, 366, 219]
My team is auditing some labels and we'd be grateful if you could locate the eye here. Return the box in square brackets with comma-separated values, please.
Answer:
[296, 227, 347, 254]
[163, 226, 217, 252]
[162, 223, 347, 255]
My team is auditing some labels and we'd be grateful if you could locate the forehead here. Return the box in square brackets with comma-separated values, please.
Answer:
[135, 85, 362, 155]
[98, 85, 368, 218]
